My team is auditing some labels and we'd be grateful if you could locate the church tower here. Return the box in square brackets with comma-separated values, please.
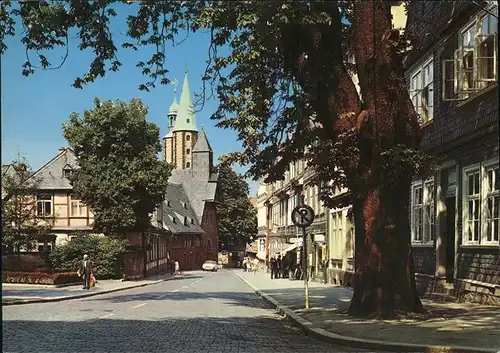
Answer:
[163, 71, 199, 169]
[163, 79, 179, 165]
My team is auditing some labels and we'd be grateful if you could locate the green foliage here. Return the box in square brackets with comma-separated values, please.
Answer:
[62, 98, 172, 235]
[380, 145, 436, 186]
[49, 233, 126, 279]
[1, 155, 54, 253]
[0, 1, 424, 186]
[216, 163, 257, 250]
[1, 1, 335, 179]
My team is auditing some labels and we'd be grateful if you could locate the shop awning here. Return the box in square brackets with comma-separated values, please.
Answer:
[283, 243, 298, 254]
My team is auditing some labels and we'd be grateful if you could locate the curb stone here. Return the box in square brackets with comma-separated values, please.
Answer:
[236, 273, 497, 353]
[2, 275, 177, 306]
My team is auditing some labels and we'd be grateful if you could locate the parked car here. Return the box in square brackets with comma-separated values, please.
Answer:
[202, 260, 218, 272]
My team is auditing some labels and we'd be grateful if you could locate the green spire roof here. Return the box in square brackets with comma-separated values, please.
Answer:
[172, 71, 198, 132]
[168, 78, 179, 114]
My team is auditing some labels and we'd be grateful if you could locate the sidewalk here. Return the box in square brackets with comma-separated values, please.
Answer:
[2, 273, 177, 305]
[237, 270, 500, 353]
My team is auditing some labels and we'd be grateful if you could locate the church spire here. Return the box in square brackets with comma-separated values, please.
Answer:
[168, 78, 179, 115]
[172, 71, 198, 132]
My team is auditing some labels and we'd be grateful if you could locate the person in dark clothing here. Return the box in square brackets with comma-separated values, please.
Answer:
[276, 255, 282, 279]
[281, 256, 288, 278]
[78, 254, 93, 290]
[321, 260, 329, 284]
[270, 257, 277, 279]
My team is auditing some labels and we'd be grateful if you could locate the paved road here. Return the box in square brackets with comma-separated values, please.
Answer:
[3, 270, 376, 353]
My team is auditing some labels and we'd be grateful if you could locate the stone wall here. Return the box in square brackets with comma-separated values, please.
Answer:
[412, 246, 435, 275]
[457, 247, 500, 285]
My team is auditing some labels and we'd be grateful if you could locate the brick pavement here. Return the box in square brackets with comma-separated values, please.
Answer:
[237, 270, 500, 352]
[2, 270, 378, 353]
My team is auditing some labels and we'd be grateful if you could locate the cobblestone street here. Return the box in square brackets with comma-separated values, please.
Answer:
[2, 270, 374, 353]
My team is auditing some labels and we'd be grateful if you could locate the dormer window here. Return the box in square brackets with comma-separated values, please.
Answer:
[184, 217, 188, 225]
[167, 200, 171, 207]
[187, 119, 190, 124]
[172, 216, 177, 224]
[63, 166, 73, 179]
[183, 202, 188, 209]
[191, 218, 194, 225]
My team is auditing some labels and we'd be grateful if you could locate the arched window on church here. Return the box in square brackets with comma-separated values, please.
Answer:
[186, 162, 191, 168]
[186, 148, 190, 155]
[186, 135, 190, 141]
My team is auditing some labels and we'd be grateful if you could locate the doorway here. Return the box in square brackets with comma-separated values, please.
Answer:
[445, 197, 456, 283]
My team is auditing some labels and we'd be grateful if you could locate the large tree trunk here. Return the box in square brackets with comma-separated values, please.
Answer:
[348, 178, 424, 318]
[347, 0, 424, 318]
[281, 1, 424, 318]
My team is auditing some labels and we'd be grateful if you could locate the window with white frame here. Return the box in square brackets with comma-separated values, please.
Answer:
[345, 211, 355, 258]
[290, 161, 297, 179]
[409, 58, 434, 124]
[36, 195, 52, 217]
[485, 165, 499, 243]
[443, 5, 498, 101]
[279, 198, 287, 226]
[463, 161, 500, 245]
[290, 193, 296, 215]
[272, 203, 279, 227]
[329, 210, 344, 259]
[411, 179, 435, 244]
[70, 195, 86, 217]
[307, 185, 314, 210]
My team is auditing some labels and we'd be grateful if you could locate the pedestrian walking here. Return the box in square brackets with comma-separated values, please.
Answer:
[276, 255, 282, 279]
[270, 256, 277, 279]
[174, 260, 180, 275]
[77, 254, 93, 290]
[281, 256, 288, 279]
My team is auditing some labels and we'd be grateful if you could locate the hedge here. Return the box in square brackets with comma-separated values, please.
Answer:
[2, 271, 81, 285]
[49, 233, 126, 280]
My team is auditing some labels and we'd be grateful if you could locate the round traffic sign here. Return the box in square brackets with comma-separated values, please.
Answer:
[291, 205, 315, 228]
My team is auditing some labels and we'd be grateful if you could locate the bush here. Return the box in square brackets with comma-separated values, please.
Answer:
[49, 233, 126, 280]
[2, 271, 80, 285]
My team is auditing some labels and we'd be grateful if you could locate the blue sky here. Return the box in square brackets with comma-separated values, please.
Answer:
[1, 4, 258, 196]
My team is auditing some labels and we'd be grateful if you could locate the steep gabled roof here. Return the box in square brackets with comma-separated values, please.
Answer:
[192, 130, 212, 153]
[169, 169, 218, 224]
[155, 183, 205, 234]
[24, 148, 78, 190]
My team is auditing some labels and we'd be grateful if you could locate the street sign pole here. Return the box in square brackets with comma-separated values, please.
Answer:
[291, 197, 315, 311]
[302, 225, 309, 310]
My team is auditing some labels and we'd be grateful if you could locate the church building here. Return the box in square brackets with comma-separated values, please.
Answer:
[153, 71, 219, 270]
